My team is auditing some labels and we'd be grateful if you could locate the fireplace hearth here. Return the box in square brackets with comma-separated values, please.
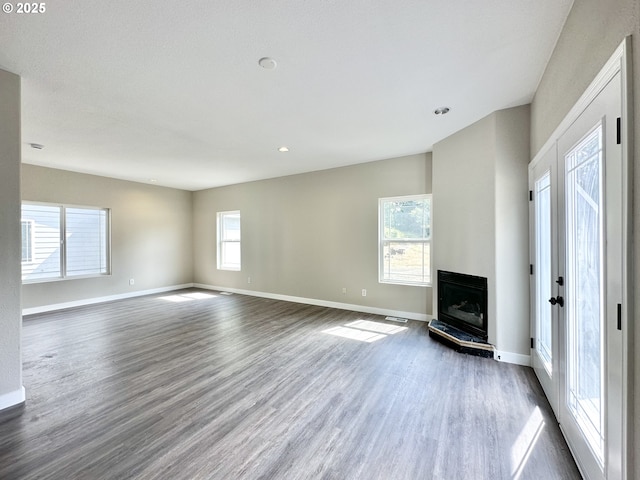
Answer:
[429, 270, 493, 357]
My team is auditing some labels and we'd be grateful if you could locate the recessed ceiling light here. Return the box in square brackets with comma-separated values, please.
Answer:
[30, 143, 44, 149]
[258, 57, 277, 70]
[278, 146, 289, 152]
[434, 107, 450, 115]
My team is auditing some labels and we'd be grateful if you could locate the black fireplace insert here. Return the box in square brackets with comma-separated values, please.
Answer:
[437, 270, 488, 340]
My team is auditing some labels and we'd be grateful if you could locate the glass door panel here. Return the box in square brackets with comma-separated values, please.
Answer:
[564, 124, 604, 464]
[535, 171, 553, 372]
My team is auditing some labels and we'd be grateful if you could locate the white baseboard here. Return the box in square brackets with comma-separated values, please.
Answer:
[22, 283, 195, 316]
[0, 386, 25, 411]
[194, 283, 432, 322]
[494, 350, 531, 366]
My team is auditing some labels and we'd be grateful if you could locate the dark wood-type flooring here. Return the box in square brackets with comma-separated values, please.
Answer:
[0, 289, 580, 479]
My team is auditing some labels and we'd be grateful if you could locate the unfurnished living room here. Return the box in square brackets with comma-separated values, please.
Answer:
[1, 1, 639, 479]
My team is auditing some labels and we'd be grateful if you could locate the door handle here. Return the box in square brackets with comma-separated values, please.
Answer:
[548, 296, 564, 307]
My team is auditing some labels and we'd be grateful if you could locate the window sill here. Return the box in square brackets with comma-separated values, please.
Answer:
[379, 280, 432, 287]
[22, 273, 112, 285]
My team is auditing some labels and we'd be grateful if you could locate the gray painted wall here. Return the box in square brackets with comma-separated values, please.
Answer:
[0, 69, 23, 408]
[21, 165, 194, 309]
[193, 154, 433, 317]
[494, 106, 531, 356]
[530, 0, 639, 475]
[432, 105, 530, 357]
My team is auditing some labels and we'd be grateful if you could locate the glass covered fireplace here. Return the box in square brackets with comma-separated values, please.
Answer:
[438, 270, 488, 340]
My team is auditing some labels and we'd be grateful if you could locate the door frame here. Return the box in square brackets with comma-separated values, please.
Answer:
[528, 37, 632, 479]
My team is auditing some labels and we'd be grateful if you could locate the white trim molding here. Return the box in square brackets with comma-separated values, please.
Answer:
[494, 351, 531, 367]
[22, 284, 194, 316]
[194, 283, 431, 322]
[0, 386, 26, 411]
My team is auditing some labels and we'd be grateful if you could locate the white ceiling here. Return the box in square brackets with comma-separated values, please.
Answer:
[0, 0, 573, 191]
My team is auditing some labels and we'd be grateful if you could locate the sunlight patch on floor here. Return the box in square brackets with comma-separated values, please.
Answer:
[345, 320, 408, 335]
[511, 406, 545, 479]
[183, 292, 216, 300]
[322, 319, 408, 343]
[159, 292, 217, 302]
[322, 326, 386, 343]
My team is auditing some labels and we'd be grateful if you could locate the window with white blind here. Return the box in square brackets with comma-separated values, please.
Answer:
[21, 203, 110, 282]
[217, 211, 241, 271]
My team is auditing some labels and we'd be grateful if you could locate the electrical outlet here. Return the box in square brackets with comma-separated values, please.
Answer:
[361, 289, 367, 297]
[342, 287, 347, 295]
[247, 276, 251, 284]
[129, 278, 135, 286]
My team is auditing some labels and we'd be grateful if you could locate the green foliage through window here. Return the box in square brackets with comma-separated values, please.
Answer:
[379, 195, 431, 286]
[382, 199, 430, 240]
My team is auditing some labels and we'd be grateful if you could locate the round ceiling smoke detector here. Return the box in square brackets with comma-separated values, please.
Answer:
[30, 143, 44, 149]
[434, 107, 450, 115]
[258, 57, 277, 70]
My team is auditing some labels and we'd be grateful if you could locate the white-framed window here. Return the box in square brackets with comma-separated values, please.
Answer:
[21, 203, 111, 283]
[217, 210, 241, 271]
[379, 194, 431, 286]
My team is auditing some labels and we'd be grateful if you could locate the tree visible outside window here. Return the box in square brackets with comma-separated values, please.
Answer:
[379, 195, 431, 286]
[217, 211, 241, 270]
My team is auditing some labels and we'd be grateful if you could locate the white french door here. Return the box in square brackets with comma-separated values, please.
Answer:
[530, 147, 559, 415]
[557, 71, 624, 480]
[530, 44, 628, 480]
